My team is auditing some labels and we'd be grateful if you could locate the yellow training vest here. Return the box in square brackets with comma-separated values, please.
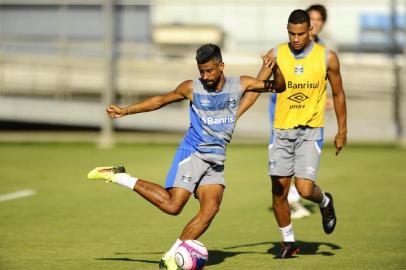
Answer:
[273, 42, 327, 129]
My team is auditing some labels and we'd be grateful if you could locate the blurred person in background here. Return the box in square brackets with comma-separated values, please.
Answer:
[307, 4, 334, 110]
[87, 44, 285, 270]
[238, 9, 347, 259]
[307, 4, 327, 45]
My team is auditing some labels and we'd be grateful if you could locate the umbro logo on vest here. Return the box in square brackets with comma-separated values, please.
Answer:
[201, 99, 211, 106]
[288, 92, 309, 103]
[227, 98, 237, 108]
[182, 174, 192, 183]
[294, 65, 304, 75]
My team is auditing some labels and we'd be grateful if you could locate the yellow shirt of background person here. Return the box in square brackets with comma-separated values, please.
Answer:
[273, 41, 327, 129]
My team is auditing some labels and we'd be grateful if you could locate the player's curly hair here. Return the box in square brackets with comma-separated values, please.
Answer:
[195, 44, 222, 64]
[288, 9, 311, 26]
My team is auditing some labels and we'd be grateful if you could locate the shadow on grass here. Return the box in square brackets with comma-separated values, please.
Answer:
[225, 240, 341, 258]
[206, 250, 260, 266]
[96, 257, 159, 264]
[95, 240, 340, 266]
[268, 240, 340, 256]
[114, 251, 164, 255]
[96, 250, 261, 266]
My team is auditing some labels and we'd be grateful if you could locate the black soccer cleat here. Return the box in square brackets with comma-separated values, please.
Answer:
[320, 192, 337, 234]
[275, 241, 299, 259]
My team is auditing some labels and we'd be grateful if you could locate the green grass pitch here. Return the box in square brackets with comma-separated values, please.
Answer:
[0, 142, 405, 270]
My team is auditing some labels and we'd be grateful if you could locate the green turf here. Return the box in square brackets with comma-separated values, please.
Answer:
[0, 142, 405, 270]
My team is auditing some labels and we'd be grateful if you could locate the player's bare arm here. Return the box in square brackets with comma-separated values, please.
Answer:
[237, 49, 279, 119]
[327, 50, 348, 155]
[240, 57, 275, 92]
[258, 49, 277, 81]
[106, 80, 193, 119]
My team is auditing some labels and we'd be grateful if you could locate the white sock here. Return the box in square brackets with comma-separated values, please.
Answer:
[166, 239, 183, 256]
[114, 173, 138, 190]
[287, 184, 301, 204]
[319, 193, 330, 208]
[280, 223, 295, 242]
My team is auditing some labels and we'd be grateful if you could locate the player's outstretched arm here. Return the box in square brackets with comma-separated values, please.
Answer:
[237, 49, 279, 119]
[327, 50, 348, 155]
[106, 80, 193, 119]
[241, 68, 286, 93]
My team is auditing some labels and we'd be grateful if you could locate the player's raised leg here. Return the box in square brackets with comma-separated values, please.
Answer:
[87, 165, 127, 181]
[87, 165, 192, 215]
[295, 178, 336, 234]
[288, 184, 311, 219]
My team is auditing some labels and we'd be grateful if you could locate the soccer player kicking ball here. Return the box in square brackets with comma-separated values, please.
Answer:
[87, 44, 285, 270]
[238, 9, 347, 259]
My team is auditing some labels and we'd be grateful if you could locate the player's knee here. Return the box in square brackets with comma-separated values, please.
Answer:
[297, 188, 313, 199]
[272, 185, 282, 196]
[166, 208, 182, 216]
[271, 177, 289, 196]
[272, 186, 289, 202]
[202, 204, 220, 221]
[164, 203, 184, 216]
[207, 204, 220, 217]
[211, 204, 220, 216]
[272, 196, 287, 206]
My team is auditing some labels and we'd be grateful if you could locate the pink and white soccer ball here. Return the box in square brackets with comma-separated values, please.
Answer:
[175, 240, 208, 270]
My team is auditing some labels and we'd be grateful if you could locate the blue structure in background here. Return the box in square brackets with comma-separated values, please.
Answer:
[360, 14, 405, 52]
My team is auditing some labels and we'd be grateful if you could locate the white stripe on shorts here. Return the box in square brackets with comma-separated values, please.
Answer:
[191, 104, 199, 114]
[314, 142, 321, 154]
[178, 156, 191, 166]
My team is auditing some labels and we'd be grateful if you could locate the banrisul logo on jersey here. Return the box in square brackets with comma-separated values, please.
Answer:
[201, 115, 235, 125]
[287, 81, 320, 89]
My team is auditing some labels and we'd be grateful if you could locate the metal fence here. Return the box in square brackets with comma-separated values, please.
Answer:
[0, 0, 405, 145]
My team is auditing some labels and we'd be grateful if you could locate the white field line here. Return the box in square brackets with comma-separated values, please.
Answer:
[0, 189, 36, 202]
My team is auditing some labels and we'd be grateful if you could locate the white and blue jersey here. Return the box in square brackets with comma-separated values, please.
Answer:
[165, 76, 242, 191]
[180, 76, 242, 165]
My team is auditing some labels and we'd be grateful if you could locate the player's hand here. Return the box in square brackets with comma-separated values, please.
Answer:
[106, 104, 127, 119]
[334, 132, 347, 156]
[262, 55, 275, 69]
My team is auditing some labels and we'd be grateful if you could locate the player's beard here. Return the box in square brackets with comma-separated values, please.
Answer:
[202, 76, 221, 91]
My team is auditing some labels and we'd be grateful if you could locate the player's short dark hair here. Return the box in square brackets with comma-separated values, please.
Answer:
[306, 4, 327, 22]
[288, 9, 311, 26]
[195, 44, 222, 64]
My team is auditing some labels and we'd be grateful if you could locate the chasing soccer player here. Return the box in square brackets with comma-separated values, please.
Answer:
[87, 44, 285, 269]
[287, 4, 331, 220]
[237, 10, 347, 258]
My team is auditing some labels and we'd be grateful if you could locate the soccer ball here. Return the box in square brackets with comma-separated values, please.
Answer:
[175, 240, 208, 270]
